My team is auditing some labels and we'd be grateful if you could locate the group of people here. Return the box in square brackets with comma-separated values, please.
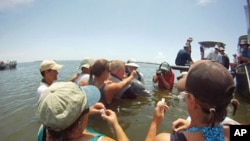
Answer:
[175, 36, 250, 72]
[35, 55, 240, 141]
[36, 58, 145, 141]
[36, 58, 148, 105]
[34, 36, 246, 140]
[145, 60, 239, 141]
[205, 44, 230, 69]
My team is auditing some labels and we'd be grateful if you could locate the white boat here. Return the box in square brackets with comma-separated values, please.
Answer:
[0, 60, 17, 70]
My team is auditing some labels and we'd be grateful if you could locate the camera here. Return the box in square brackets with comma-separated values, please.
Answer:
[156, 70, 162, 76]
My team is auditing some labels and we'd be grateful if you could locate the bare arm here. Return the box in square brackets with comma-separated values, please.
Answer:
[105, 71, 136, 104]
[152, 75, 158, 83]
[101, 109, 129, 141]
[237, 55, 250, 63]
[69, 74, 78, 82]
[172, 118, 190, 132]
[145, 101, 168, 141]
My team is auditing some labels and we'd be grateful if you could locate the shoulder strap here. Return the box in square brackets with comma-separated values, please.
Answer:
[37, 125, 46, 141]
[171, 132, 187, 141]
[86, 127, 104, 141]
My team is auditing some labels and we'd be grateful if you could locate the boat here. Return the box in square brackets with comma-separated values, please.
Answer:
[198, 41, 226, 60]
[171, 41, 226, 72]
[0, 60, 17, 70]
[170, 65, 189, 71]
[232, 0, 250, 100]
[232, 35, 250, 100]
[233, 62, 250, 99]
[198, 39, 250, 100]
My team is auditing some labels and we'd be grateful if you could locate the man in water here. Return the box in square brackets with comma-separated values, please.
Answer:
[152, 62, 175, 90]
[70, 57, 93, 86]
[36, 60, 63, 101]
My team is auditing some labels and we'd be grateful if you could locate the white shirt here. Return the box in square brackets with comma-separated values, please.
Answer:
[36, 82, 49, 102]
[74, 73, 90, 84]
[206, 51, 222, 63]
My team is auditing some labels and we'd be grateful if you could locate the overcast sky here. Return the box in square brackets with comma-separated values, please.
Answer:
[0, 0, 248, 65]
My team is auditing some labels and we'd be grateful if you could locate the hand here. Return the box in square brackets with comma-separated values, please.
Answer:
[172, 118, 190, 133]
[78, 80, 88, 86]
[152, 101, 168, 126]
[89, 102, 106, 115]
[130, 70, 137, 78]
[236, 55, 243, 60]
[158, 74, 164, 79]
[101, 109, 119, 126]
[156, 73, 162, 77]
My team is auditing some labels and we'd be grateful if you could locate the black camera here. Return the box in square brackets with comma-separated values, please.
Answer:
[156, 70, 162, 76]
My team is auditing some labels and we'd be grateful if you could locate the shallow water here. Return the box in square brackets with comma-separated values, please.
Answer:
[0, 60, 249, 141]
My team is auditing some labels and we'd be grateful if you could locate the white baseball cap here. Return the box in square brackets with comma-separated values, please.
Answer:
[40, 60, 63, 72]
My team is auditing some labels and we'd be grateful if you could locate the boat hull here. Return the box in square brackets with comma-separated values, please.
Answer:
[235, 63, 250, 99]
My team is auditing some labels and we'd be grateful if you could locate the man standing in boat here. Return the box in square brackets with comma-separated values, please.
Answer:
[237, 39, 250, 63]
[185, 37, 193, 48]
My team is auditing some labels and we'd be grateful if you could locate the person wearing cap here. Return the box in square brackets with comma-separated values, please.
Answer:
[152, 62, 175, 90]
[125, 59, 145, 85]
[70, 57, 93, 86]
[88, 59, 137, 106]
[185, 37, 193, 48]
[36, 60, 63, 101]
[145, 60, 239, 141]
[125, 59, 150, 96]
[232, 53, 237, 64]
[205, 44, 222, 63]
[230, 54, 238, 71]
[237, 39, 250, 64]
[219, 47, 230, 69]
[37, 82, 129, 141]
[175, 45, 194, 66]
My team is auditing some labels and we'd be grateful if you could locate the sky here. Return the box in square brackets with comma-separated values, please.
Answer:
[0, 0, 248, 65]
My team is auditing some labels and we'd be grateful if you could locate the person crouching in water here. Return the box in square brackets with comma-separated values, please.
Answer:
[152, 62, 175, 90]
[125, 59, 145, 85]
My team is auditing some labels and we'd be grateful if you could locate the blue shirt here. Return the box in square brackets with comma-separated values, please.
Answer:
[241, 48, 250, 58]
[175, 49, 192, 66]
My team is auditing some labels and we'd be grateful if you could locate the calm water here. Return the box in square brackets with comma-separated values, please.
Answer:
[0, 60, 250, 141]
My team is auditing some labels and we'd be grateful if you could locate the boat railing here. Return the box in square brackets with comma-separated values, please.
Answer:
[234, 61, 250, 99]
[170, 65, 189, 72]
